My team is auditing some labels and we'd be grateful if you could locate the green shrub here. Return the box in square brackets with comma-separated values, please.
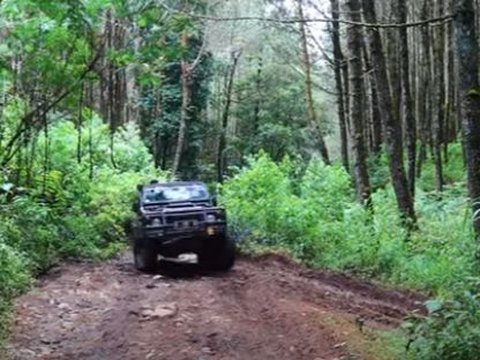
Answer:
[407, 278, 480, 360]
[222, 152, 476, 291]
[0, 197, 61, 272]
[222, 150, 479, 360]
[0, 240, 30, 340]
[0, 241, 30, 300]
[417, 143, 465, 192]
[0, 116, 164, 344]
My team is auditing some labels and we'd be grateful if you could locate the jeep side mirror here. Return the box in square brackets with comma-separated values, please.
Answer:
[137, 184, 143, 192]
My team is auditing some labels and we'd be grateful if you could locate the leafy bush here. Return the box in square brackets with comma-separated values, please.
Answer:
[407, 278, 480, 360]
[222, 151, 479, 360]
[0, 240, 30, 340]
[222, 152, 476, 291]
[417, 143, 466, 191]
[0, 115, 164, 344]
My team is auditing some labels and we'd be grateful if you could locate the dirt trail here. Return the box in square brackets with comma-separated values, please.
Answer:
[6, 253, 424, 360]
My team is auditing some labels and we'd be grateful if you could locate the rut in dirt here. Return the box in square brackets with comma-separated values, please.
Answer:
[6, 253, 425, 360]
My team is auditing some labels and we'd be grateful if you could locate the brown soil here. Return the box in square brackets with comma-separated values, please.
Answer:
[5, 252, 425, 360]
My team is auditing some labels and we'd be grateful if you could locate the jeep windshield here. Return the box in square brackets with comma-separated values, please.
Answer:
[142, 184, 209, 204]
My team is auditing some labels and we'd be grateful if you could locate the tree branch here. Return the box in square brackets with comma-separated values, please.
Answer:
[179, 12, 453, 29]
[190, 33, 207, 72]
[1, 50, 103, 167]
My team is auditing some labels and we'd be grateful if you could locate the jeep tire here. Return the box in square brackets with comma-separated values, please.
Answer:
[134, 241, 157, 272]
[199, 236, 235, 271]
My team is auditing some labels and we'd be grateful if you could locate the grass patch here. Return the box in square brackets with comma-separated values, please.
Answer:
[316, 313, 408, 360]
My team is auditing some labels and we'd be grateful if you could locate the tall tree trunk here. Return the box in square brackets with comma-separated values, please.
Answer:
[298, 0, 330, 165]
[387, 2, 401, 129]
[361, 0, 416, 227]
[416, 0, 432, 178]
[361, 35, 382, 155]
[42, 112, 49, 194]
[253, 56, 263, 134]
[444, 10, 453, 162]
[153, 92, 163, 169]
[77, 83, 84, 164]
[173, 32, 191, 176]
[342, 50, 351, 141]
[345, 0, 372, 208]
[454, 0, 480, 236]
[330, 0, 349, 171]
[88, 83, 94, 180]
[432, 0, 445, 192]
[398, 0, 417, 197]
[217, 51, 240, 183]
[445, 13, 456, 158]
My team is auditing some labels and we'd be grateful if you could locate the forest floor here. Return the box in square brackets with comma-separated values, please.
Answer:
[5, 252, 425, 360]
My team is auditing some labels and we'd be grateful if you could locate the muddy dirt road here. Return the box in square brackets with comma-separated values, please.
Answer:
[6, 253, 424, 360]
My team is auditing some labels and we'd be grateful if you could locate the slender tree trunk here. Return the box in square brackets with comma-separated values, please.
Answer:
[88, 83, 94, 181]
[152, 91, 162, 168]
[330, 0, 349, 171]
[342, 52, 350, 141]
[253, 56, 263, 134]
[432, 0, 445, 192]
[217, 51, 240, 183]
[416, 0, 432, 178]
[454, 0, 480, 236]
[173, 32, 191, 176]
[361, 35, 382, 155]
[42, 112, 49, 194]
[398, 0, 417, 197]
[361, 0, 416, 227]
[77, 83, 84, 164]
[345, 0, 372, 209]
[444, 0, 456, 160]
[387, 2, 402, 129]
[298, 0, 330, 165]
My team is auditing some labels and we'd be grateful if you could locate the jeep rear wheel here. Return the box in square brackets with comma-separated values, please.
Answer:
[134, 242, 157, 272]
[199, 236, 235, 271]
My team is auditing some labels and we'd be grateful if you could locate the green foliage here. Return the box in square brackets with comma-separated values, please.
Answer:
[222, 152, 476, 291]
[407, 278, 480, 360]
[0, 115, 163, 344]
[396, 186, 476, 293]
[222, 150, 479, 360]
[222, 153, 361, 266]
[0, 241, 30, 339]
[418, 143, 466, 191]
[227, 61, 316, 163]
[0, 1, 474, 358]
[368, 152, 390, 190]
[0, 0, 102, 100]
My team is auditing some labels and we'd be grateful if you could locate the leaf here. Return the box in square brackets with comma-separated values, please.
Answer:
[425, 299, 443, 314]
[0, 183, 14, 193]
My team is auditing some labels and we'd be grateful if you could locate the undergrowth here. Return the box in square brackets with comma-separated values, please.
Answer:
[221, 149, 478, 360]
[222, 151, 474, 294]
[0, 117, 163, 344]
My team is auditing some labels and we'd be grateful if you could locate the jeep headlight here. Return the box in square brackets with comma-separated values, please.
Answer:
[206, 214, 216, 223]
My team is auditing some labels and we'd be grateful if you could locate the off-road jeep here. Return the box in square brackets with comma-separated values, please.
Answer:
[131, 181, 235, 272]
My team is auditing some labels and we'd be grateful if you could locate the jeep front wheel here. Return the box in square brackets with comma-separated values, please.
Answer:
[134, 241, 157, 272]
[199, 236, 235, 271]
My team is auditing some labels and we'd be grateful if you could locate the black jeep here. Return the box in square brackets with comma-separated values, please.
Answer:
[131, 181, 235, 272]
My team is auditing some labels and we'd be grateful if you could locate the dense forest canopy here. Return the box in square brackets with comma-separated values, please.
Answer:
[1, 0, 480, 358]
